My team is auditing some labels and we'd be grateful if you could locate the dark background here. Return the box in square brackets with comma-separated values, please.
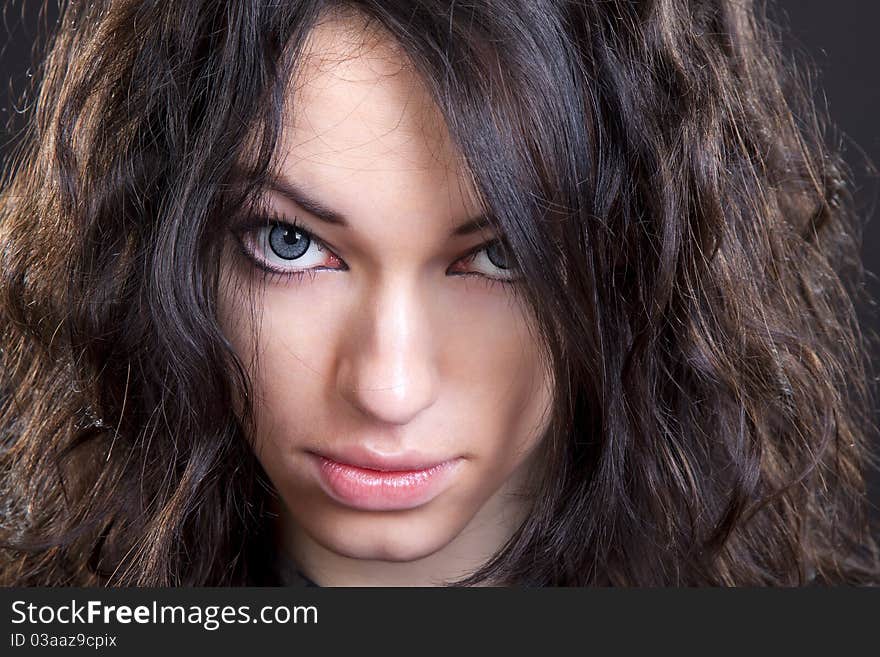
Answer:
[1, 3, 879, 514]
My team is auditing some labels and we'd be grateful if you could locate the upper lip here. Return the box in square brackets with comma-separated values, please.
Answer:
[310, 445, 457, 472]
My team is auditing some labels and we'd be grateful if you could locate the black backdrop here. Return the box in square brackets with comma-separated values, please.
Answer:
[1, 2, 879, 518]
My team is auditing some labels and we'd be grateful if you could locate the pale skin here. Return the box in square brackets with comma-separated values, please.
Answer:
[218, 10, 555, 586]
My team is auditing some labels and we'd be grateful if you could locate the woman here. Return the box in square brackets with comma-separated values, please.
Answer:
[1, 0, 878, 586]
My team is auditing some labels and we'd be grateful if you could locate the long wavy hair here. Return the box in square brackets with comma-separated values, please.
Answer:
[1, 0, 878, 586]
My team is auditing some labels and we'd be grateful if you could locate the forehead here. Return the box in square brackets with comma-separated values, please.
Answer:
[278, 10, 478, 214]
[294, 12, 441, 144]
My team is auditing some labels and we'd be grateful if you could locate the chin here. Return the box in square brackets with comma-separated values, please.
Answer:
[305, 504, 468, 562]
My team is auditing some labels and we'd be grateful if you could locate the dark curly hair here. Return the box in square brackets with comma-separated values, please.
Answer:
[1, 0, 878, 585]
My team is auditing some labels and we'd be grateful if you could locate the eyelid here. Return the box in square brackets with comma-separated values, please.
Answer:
[235, 211, 343, 258]
[233, 210, 326, 246]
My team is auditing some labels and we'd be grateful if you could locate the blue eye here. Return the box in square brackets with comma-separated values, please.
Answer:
[268, 224, 311, 260]
[455, 240, 518, 282]
[232, 215, 345, 282]
[485, 240, 511, 270]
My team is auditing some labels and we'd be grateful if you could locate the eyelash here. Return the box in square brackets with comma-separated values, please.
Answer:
[231, 211, 517, 289]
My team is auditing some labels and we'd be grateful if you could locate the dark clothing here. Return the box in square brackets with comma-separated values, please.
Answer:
[276, 550, 321, 587]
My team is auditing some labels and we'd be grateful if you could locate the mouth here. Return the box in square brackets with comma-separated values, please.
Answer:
[306, 449, 464, 512]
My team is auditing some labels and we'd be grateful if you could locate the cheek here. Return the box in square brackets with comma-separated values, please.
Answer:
[219, 283, 345, 452]
[440, 295, 543, 405]
[432, 290, 554, 492]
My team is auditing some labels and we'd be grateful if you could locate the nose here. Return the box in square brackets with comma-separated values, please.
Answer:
[336, 277, 439, 426]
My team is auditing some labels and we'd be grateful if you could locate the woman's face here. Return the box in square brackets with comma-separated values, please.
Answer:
[218, 13, 554, 579]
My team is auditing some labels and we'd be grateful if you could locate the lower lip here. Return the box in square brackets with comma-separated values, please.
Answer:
[310, 453, 463, 511]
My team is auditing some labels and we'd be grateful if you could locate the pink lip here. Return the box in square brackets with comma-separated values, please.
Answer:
[308, 450, 463, 511]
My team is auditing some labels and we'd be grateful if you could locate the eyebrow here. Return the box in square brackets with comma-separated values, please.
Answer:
[266, 175, 493, 238]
